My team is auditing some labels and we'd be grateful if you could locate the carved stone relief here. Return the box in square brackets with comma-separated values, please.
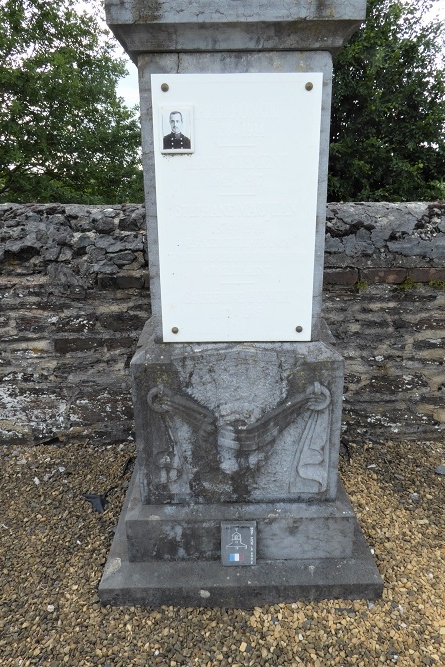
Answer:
[146, 380, 332, 502]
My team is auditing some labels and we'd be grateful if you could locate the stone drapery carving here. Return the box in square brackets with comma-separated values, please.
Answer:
[147, 381, 332, 498]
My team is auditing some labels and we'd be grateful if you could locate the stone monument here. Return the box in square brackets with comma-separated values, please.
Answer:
[99, 0, 383, 606]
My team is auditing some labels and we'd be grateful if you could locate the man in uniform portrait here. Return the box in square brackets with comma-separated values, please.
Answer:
[163, 111, 191, 150]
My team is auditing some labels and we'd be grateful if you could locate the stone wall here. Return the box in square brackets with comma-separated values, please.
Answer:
[324, 202, 445, 440]
[1, 203, 150, 446]
[1, 201, 444, 446]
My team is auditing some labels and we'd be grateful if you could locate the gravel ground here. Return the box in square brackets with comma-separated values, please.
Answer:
[1, 438, 444, 667]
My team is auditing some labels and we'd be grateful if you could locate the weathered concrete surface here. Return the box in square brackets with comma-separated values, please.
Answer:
[131, 320, 344, 504]
[105, 0, 366, 59]
[99, 468, 383, 607]
[125, 474, 356, 562]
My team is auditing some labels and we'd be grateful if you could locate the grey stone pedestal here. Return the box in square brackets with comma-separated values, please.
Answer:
[99, 466, 383, 607]
[100, 0, 382, 607]
[99, 322, 383, 606]
[130, 320, 346, 506]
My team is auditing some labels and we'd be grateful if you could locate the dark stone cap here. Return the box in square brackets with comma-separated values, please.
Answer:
[105, 0, 367, 61]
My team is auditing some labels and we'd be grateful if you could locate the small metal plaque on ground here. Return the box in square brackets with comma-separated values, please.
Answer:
[221, 521, 256, 566]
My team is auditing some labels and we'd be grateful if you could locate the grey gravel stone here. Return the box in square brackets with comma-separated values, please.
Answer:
[0, 437, 427, 666]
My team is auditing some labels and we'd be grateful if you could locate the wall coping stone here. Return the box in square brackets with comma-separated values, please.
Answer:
[2, 201, 445, 286]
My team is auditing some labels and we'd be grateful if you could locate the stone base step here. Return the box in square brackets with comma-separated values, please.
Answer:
[99, 468, 383, 607]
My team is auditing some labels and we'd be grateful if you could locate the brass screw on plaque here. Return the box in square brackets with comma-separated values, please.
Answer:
[161, 83, 169, 92]
[172, 327, 179, 334]
[295, 326, 303, 333]
[305, 82, 313, 91]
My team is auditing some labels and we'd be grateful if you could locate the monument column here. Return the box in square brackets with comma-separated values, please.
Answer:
[100, 0, 383, 606]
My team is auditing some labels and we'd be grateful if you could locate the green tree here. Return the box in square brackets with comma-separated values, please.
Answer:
[0, 0, 143, 203]
[329, 0, 445, 201]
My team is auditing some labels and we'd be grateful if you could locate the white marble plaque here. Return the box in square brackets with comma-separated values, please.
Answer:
[152, 73, 323, 342]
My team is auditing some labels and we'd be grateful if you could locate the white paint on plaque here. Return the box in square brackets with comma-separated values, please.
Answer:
[151, 73, 323, 343]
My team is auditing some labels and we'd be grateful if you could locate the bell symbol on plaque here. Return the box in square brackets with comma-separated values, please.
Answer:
[226, 527, 247, 550]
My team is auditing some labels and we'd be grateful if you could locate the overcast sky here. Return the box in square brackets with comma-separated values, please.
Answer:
[116, 60, 139, 108]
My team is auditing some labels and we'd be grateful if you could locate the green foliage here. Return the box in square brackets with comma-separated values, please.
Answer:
[0, 0, 143, 203]
[354, 279, 369, 291]
[329, 0, 445, 202]
[396, 275, 418, 290]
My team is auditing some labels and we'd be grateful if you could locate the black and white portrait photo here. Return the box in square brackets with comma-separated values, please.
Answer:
[161, 108, 193, 154]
